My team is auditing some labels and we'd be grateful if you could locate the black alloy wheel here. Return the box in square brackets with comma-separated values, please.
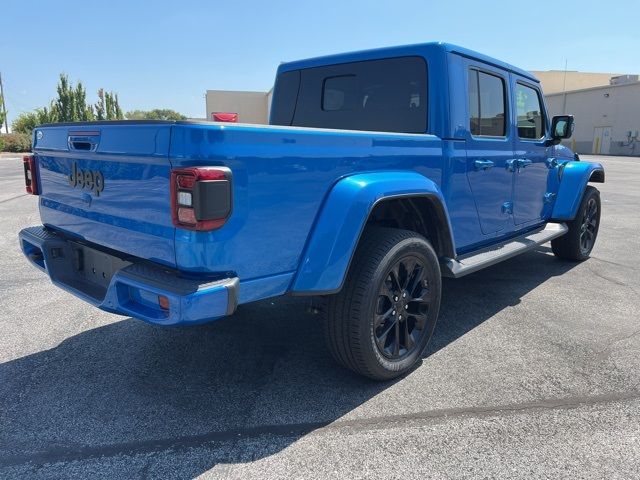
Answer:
[552, 185, 601, 261]
[325, 228, 442, 380]
[375, 256, 431, 360]
[579, 196, 598, 255]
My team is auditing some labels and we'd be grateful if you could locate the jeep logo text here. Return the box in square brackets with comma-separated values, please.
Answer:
[68, 162, 105, 196]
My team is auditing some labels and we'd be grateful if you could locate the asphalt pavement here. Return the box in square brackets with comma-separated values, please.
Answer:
[0, 154, 638, 479]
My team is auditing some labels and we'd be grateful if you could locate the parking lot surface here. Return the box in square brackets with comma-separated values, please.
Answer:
[0, 155, 639, 479]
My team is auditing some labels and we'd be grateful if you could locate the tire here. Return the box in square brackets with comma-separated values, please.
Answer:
[325, 228, 442, 381]
[551, 186, 601, 261]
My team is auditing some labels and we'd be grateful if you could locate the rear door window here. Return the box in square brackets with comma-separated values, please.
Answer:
[273, 56, 427, 134]
[468, 69, 506, 137]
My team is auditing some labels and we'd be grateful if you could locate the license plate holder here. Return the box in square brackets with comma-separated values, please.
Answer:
[70, 242, 130, 289]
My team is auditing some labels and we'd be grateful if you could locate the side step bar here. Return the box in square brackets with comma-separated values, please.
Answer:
[441, 223, 568, 278]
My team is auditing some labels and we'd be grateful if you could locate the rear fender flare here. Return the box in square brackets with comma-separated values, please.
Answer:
[552, 161, 605, 221]
[291, 171, 455, 295]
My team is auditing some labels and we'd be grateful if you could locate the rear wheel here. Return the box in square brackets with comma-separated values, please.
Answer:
[325, 228, 441, 380]
[552, 186, 601, 261]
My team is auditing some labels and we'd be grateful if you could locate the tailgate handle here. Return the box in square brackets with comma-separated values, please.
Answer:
[70, 141, 94, 151]
[68, 130, 100, 152]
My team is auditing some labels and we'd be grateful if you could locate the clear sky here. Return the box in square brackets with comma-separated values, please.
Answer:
[1, 0, 638, 124]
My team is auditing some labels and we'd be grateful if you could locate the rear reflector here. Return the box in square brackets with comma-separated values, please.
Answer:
[177, 207, 197, 224]
[158, 295, 170, 310]
[212, 112, 238, 123]
[23, 155, 39, 195]
[170, 167, 232, 231]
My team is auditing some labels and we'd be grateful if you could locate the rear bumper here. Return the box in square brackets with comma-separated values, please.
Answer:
[19, 226, 238, 325]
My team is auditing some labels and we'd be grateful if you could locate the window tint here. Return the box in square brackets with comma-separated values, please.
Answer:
[515, 83, 545, 139]
[273, 56, 427, 133]
[270, 70, 300, 125]
[468, 69, 506, 137]
[323, 75, 357, 111]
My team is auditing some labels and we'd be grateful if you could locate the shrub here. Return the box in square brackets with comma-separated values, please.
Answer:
[11, 111, 40, 135]
[0, 133, 32, 152]
[0, 136, 4, 152]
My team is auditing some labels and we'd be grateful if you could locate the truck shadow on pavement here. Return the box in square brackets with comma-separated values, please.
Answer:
[0, 248, 576, 476]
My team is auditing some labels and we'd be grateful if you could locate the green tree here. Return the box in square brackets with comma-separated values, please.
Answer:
[52, 75, 97, 122]
[11, 74, 124, 131]
[53, 74, 76, 122]
[103, 91, 124, 120]
[37, 105, 56, 124]
[125, 109, 187, 121]
[95, 89, 105, 121]
[73, 82, 94, 121]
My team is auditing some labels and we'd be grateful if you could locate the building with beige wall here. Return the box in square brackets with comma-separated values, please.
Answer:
[545, 76, 640, 156]
[532, 70, 640, 156]
[532, 70, 622, 94]
[205, 90, 271, 124]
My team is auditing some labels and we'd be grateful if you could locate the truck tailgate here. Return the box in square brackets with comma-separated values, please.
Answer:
[33, 122, 176, 268]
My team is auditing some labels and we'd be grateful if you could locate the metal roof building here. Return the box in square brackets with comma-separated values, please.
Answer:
[544, 74, 640, 156]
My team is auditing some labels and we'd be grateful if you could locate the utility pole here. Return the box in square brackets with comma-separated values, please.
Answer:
[0, 71, 8, 133]
[561, 59, 568, 115]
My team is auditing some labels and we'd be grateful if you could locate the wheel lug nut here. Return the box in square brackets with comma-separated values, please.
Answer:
[392, 310, 396, 316]
[402, 292, 407, 298]
[398, 315, 402, 320]
[404, 304, 408, 310]
[394, 296, 398, 301]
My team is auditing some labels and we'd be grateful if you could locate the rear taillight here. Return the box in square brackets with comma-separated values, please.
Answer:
[170, 167, 232, 231]
[23, 155, 39, 195]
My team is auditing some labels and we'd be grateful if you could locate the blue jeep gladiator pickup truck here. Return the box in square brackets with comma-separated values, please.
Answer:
[20, 42, 604, 380]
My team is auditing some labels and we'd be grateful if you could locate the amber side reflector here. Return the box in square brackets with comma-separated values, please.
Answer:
[158, 295, 170, 311]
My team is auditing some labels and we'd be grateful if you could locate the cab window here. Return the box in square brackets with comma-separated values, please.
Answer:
[272, 56, 428, 134]
[515, 83, 545, 139]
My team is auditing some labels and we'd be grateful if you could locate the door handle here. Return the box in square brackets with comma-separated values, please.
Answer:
[473, 159, 494, 171]
[518, 159, 533, 168]
[507, 159, 532, 173]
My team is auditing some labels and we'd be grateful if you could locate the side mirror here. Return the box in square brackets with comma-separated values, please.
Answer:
[550, 115, 574, 144]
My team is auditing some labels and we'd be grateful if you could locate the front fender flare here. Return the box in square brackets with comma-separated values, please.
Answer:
[552, 161, 605, 220]
[291, 171, 454, 295]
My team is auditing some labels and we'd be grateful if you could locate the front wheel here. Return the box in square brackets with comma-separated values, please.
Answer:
[325, 228, 441, 381]
[552, 186, 601, 261]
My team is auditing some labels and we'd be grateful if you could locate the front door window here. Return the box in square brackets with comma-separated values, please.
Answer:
[512, 81, 551, 225]
[515, 83, 545, 140]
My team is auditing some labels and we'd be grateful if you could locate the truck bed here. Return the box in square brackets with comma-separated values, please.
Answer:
[33, 120, 446, 304]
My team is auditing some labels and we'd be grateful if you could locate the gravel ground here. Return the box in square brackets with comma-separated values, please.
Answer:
[0, 154, 638, 479]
